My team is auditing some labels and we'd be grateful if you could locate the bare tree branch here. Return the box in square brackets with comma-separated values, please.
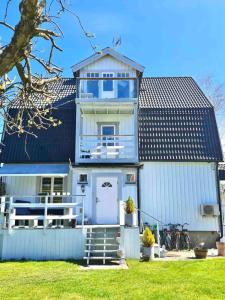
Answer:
[0, 0, 99, 139]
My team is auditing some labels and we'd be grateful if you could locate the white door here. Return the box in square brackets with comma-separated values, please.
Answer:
[96, 176, 118, 224]
[102, 73, 114, 98]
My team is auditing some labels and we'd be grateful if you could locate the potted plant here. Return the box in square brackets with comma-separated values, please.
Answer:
[194, 242, 208, 259]
[216, 237, 225, 256]
[142, 227, 155, 260]
[124, 196, 135, 227]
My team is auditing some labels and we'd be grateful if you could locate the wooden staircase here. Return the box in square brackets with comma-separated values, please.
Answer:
[83, 226, 121, 265]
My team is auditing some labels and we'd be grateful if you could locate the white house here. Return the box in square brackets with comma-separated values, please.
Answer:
[0, 47, 223, 262]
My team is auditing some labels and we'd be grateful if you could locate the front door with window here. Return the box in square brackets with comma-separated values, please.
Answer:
[96, 176, 118, 224]
[102, 73, 114, 98]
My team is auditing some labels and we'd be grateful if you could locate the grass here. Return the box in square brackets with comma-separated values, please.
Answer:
[1, 259, 225, 299]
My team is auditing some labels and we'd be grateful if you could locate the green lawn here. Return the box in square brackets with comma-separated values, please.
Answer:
[0, 259, 225, 300]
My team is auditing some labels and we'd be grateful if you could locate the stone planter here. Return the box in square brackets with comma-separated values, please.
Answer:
[194, 248, 208, 259]
[143, 246, 154, 260]
[125, 214, 134, 227]
[216, 242, 225, 256]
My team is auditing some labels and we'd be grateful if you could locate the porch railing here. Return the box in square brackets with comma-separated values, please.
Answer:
[0, 195, 85, 230]
[79, 134, 136, 161]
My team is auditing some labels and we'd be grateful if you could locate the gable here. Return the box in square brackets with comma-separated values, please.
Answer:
[80, 55, 136, 75]
[72, 47, 144, 74]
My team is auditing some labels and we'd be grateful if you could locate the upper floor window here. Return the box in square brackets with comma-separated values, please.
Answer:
[101, 124, 115, 146]
[86, 72, 99, 98]
[87, 73, 99, 78]
[117, 72, 130, 78]
[103, 73, 114, 92]
[117, 72, 130, 98]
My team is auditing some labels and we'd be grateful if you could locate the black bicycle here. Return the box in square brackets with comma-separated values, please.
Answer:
[178, 223, 191, 250]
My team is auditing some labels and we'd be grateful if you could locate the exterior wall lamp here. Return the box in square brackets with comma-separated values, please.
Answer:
[81, 184, 85, 194]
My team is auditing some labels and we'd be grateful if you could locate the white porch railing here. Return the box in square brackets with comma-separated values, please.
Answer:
[0, 195, 85, 230]
[79, 134, 136, 161]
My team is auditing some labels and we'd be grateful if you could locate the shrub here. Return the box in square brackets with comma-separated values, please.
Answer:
[125, 196, 135, 214]
[142, 227, 155, 247]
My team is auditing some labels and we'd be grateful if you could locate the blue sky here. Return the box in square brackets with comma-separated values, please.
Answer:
[59, 0, 225, 83]
[1, 0, 225, 83]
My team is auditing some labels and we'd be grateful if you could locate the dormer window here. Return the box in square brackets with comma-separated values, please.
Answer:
[86, 72, 99, 98]
[117, 72, 129, 78]
[117, 72, 130, 98]
[102, 73, 114, 98]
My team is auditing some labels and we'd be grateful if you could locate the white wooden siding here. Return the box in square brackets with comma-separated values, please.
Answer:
[81, 114, 134, 136]
[4, 176, 38, 202]
[140, 162, 219, 231]
[4, 173, 72, 202]
[0, 229, 85, 260]
[80, 56, 136, 75]
[72, 168, 138, 224]
[120, 226, 140, 259]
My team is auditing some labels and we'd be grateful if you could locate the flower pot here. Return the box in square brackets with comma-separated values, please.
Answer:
[125, 213, 134, 227]
[216, 242, 225, 256]
[143, 246, 154, 260]
[194, 248, 208, 259]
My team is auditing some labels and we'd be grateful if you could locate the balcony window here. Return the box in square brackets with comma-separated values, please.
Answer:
[117, 72, 130, 98]
[86, 72, 99, 98]
[77, 76, 137, 99]
[103, 73, 113, 91]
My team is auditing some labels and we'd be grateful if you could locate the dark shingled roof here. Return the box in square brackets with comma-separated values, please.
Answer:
[139, 108, 222, 161]
[0, 77, 223, 163]
[138, 77, 223, 161]
[1, 78, 76, 163]
[139, 77, 212, 108]
[12, 78, 76, 108]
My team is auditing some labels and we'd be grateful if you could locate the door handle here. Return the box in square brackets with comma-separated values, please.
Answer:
[96, 197, 100, 203]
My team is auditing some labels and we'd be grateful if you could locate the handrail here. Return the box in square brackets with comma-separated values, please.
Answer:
[136, 208, 164, 245]
[136, 208, 164, 224]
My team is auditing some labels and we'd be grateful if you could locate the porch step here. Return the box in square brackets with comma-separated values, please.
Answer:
[85, 249, 118, 253]
[83, 256, 120, 260]
[84, 226, 122, 265]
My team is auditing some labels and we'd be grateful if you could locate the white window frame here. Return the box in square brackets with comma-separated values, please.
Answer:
[125, 173, 136, 184]
[101, 124, 116, 147]
[40, 176, 64, 202]
[102, 72, 114, 97]
[78, 174, 88, 184]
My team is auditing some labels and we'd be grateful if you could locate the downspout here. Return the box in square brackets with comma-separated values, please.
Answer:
[216, 162, 223, 237]
[137, 164, 143, 229]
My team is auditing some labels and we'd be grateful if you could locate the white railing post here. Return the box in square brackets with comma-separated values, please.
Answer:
[44, 196, 48, 228]
[156, 221, 160, 245]
[0, 196, 5, 229]
[0, 196, 5, 214]
[82, 196, 85, 228]
[120, 201, 125, 226]
[8, 196, 15, 230]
